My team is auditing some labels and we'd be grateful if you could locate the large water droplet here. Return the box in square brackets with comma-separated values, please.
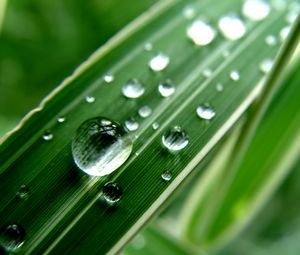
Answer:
[101, 182, 122, 204]
[17, 185, 29, 199]
[42, 131, 53, 141]
[0, 224, 26, 252]
[259, 58, 274, 74]
[161, 171, 172, 181]
[230, 70, 240, 81]
[158, 80, 175, 97]
[124, 118, 139, 132]
[218, 15, 246, 41]
[138, 106, 152, 118]
[85, 96, 95, 103]
[122, 79, 145, 99]
[242, 0, 270, 21]
[103, 74, 114, 83]
[187, 19, 216, 46]
[162, 126, 189, 152]
[196, 104, 216, 120]
[149, 53, 170, 72]
[72, 117, 133, 176]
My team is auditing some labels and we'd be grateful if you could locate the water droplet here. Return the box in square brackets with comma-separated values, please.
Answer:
[101, 182, 122, 204]
[144, 43, 153, 51]
[183, 6, 195, 19]
[72, 117, 133, 176]
[103, 74, 114, 83]
[124, 118, 139, 132]
[279, 26, 291, 42]
[85, 96, 95, 103]
[222, 50, 230, 58]
[122, 79, 145, 99]
[218, 15, 246, 40]
[203, 68, 213, 78]
[230, 70, 240, 81]
[162, 126, 189, 152]
[0, 224, 26, 252]
[42, 131, 53, 141]
[161, 171, 172, 181]
[242, 0, 270, 21]
[286, 10, 298, 24]
[265, 35, 277, 46]
[272, 0, 286, 10]
[216, 83, 224, 92]
[152, 122, 159, 130]
[131, 234, 145, 250]
[149, 53, 170, 72]
[57, 117, 66, 123]
[158, 80, 175, 97]
[187, 19, 216, 46]
[138, 106, 152, 118]
[196, 104, 216, 120]
[259, 58, 274, 74]
[17, 185, 29, 199]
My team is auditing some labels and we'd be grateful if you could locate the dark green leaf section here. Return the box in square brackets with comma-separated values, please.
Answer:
[0, 0, 294, 254]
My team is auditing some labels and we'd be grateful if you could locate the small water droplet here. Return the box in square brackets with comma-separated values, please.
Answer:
[286, 10, 298, 24]
[265, 35, 277, 46]
[152, 122, 159, 130]
[216, 83, 224, 92]
[158, 80, 175, 97]
[162, 126, 189, 152]
[42, 131, 53, 141]
[17, 185, 29, 199]
[144, 43, 153, 51]
[242, 0, 270, 21]
[183, 6, 195, 19]
[0, 224, 26, 252]
[203, 68, 213, 78]
[149, 53, 170, 72]
[101, 182, 122, 204]
[272, 0, 286, 11]
[161, 171, 172, 181]
[259, 58, 274, 74]
[103, 74, 114, 83]
[222, 50, 230, 58]
[218, 15, 246, 41]
[85, 96, 95, 103]
[131, 234, 145, 250]
[279, 26, 291, 42]
[122, 79, 145, 99]
[230, 70, 240, 81]
[138, 106, 152, 118]
[196, 104, 216, 120]
[124, 118, 139, 132]
[57, 117, 66, 123]
[72, 117, 132, 176]
[187, 19, 216, 46]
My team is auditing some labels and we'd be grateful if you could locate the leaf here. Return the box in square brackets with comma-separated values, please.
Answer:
[0, 0, 296, 254]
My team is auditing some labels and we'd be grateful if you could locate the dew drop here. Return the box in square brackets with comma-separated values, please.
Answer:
[186, 19, 216, 46]
[265, 35, 277, 46]
[149, 53, 170, 72]
[144, 43, 153, 51]
[279, 26, 291, 42]
[218, 15, 246, 41]
[103, 74, 114, 83]
[196, 104, 216, 120]
[122, 79, 145, 99]
[85, 96, 95, 103]
[259, 58, 274, 74]
[158, 80, 175, 97]
[203, 68, 213, 78]
[101, 182, 122, 204]
[124, 118, 139, 132]
[242, 0, 270, 21]
[42, 131, 53, 141]
[72, 117, 133, 176]
[162, 126, 189, 152]
[183, 6, 195, 19]
[138, 106, 152, 118]
[216, 83, 224, 92]
[17, 185, 29, 199]
[57, 117, 66, 123]
[230, 70, 240, 81]
[161, 171, 172, 181]
[0, 224, 26, 252]
[152, 122, 159, 130]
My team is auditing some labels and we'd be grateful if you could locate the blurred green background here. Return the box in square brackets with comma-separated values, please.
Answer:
[0, 0, 156, 136]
